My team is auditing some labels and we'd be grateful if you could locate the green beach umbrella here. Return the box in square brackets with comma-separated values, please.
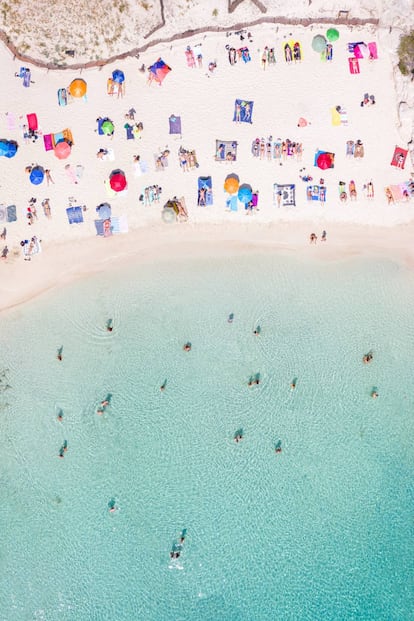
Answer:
[102, 120, 114, 135]
[312, 34, 327, 53]
[326, 28, 340, 42]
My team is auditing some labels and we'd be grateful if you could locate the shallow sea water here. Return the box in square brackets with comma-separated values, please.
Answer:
[0, 252, 413, 621]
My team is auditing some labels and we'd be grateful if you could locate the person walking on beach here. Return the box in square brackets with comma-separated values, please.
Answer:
[45, 169, 55, 186]
[321, 230, 327, 242]
[310, 233, 317, 244]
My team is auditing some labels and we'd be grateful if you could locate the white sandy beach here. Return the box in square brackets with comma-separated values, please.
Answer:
[0, 15, 414, 311]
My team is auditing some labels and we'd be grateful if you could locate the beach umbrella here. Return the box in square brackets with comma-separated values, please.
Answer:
[109, 170, 127, 192]
[29, 166, 44, 185]
[0, 140, 17, 158]
[224, 176, 239, 194]
[102, 120, 114, 135]
[68, 78, 87, 98]
[54, 140, 71, 160]
[312, 35, 327, 53]
[96, 202, 112, 220]
[326, 28, 340, 42]
[316, 152, 333, 170]
[112, 69, 125, 83]
[238, 183, 253, 204]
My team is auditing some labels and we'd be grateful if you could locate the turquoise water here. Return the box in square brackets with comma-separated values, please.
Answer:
[0, 252, 413, 620]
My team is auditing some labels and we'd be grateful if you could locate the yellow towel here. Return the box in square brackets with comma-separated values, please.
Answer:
[331, 108, 341, 126]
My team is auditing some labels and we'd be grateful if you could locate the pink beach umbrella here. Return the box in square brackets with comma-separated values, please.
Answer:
[54, 140, 71, 159]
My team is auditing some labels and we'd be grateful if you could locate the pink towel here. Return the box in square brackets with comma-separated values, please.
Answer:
[348, 57, 360, 74]
[368, 42, 378, 59]
[6, 112, 16, 130]
[43, 134, 53, 151]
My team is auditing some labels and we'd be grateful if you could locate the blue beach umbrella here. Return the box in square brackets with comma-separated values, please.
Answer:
[238, 183, 253, 204]
[0, 140, 18, 158]
[112, 69, 125, 84]
[96, 202, 112, 220]
[29, 166, 44, 185]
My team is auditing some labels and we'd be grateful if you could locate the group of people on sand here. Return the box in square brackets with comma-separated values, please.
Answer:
[178, 146, 199, 171]
[338, 180, 357, 202]
[346, 139, 364, 159]
[251, 137, 303, 162]
[139, 184, 162, 206]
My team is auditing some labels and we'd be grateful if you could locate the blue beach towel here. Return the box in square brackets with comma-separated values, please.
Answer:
[66, 206, 84, 224]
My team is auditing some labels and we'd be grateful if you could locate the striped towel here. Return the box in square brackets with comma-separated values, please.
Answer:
[111, 215, 128, 233]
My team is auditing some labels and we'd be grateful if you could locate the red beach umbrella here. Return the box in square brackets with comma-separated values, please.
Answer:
[316, 152, 333, 170]
[109, 171, 127, 192]
[54, 140, 71, 159]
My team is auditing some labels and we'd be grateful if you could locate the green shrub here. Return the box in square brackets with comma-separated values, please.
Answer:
[398, 31, 414, 77]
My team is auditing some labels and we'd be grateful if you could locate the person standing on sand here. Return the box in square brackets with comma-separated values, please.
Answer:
[310, 233, 317, 244]
[45, 169, 54, 186]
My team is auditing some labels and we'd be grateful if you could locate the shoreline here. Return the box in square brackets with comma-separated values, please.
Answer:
[2, 220, 414, 314]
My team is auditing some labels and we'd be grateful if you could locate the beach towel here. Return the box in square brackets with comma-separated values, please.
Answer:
[58, 88, 68, 106]
[94, 220, 105, 236]
[233, 99, 253, 124]
[348, 57, 360, 74]
[43, 134, 54, 151]
[240, 47, 251, 63]
[368, 42, 378, 59]
[390, 146, 408, 169]
[226, 195, 238, 212]
[169, 115, 182, 136]
[331, 107, 341, 126]
[53, 132, 64, 147]
[66, 206, 83, 224]
[65, 165, 78, 183]
[27, 113, 38, 131]
[197, 176, 213, 206]
[5, 113, 16, 131]
[7, 205, 17, 222]
[102, 148, 115, 162]
[274, 183, 296, 206]
[124, 123, 134, 140]
[63, 128, 73, 144]
[0, 206, 6, 222]
[97, 118, 105, 135]
[23, 69, 31, 87]
[215, 140, 238, 162]
[388, 185, 405, 202]
[111, 215, 128, 233]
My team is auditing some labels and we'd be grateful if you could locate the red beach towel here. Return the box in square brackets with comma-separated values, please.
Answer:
[348, 57, 360, 74]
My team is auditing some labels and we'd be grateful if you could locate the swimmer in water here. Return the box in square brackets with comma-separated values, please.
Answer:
[106, 319, 113, 332]
[58, 447, 65, 459]
[57, 410, 63, 422]
[160, 380, 167, 392]
[275, 440, 282, 454]
[253, 325, 261, 336]
[290, 380, 297, 390]
[183, 342, 191, 352]
[57, 347, 63, 361]
[228, 312, 234, 323]
[101, 400, 109, 407]
[363, 352, 373, 364]
[371, 390, 378, 399]
[63, 440, 68, 452]
[234, 432, 243, 443]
